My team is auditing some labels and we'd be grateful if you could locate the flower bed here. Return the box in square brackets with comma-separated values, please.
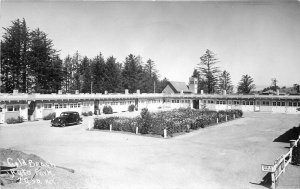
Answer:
[93, 108, 243, 137]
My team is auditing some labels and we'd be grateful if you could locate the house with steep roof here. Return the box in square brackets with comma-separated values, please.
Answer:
[162, 81, 192, 94]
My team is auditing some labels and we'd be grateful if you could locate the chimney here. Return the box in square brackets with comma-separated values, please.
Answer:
[58, 90, 62, 95]
[200, 90, 204, 95]
[75, 90, 79, 94]
[189, 77, 198, 94]
[104, 90, 108, 95]
[136, 89, 140, 94]
[13, 89, 18, 95]
[276, 89, 279, 95]
[125, 89, 129, 94]
[180, 90, 184, 95]
[223, 90, 227, 95]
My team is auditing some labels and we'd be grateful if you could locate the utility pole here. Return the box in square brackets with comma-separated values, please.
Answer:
[154, 80, 156, 93]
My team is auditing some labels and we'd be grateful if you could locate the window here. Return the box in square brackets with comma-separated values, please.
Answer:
[273, 102, 276, 106]
[44, 104, 52, 109]
[70, 104, 74, 108]
[14, 105, 19, 111]
[59, 104, 63, 109]
[242, 101, 246, 105]
[281, 102, 285, 106]
[6, 105, 19, 112]
[288, 102, 292, 106]
[293, 102, 297, 107]
[7, 105, 13, 112]
[63, 104, 67, 108]
[298, 102, 300, 107]
[216, 101, 220, 104]
[277, 102, 280, 106]
[250, 101, 254, 105]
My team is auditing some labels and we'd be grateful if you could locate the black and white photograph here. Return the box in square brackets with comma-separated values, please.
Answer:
[0, 0, 300, 189]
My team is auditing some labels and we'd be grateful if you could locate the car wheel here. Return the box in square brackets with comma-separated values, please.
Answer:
[61, 123, 66, 127]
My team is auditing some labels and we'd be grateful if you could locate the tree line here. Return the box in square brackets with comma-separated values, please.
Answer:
[0, 19, 168, 94]
[192, 49, 256, 94]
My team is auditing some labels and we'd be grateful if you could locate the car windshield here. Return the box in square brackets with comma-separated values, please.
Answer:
[60, 113, 71, 117]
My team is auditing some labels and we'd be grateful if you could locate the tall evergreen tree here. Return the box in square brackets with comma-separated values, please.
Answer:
[218, 70, 233, 94]
[80, 56, 92, 93]
[29, 28, 62, 93]
[1, 18, 30, 93]
[69, 51, 81, 92]
[237, 74, 256, 94]
[91, 53, 106, 93]
[143, 59, 159, 93]
[122, 54, 144, 93]
[197, 49, 220, 94]
[105, 56, 122, 93]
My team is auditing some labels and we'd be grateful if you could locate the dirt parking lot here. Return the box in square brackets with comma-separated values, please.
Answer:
[0, 112, 300, 189]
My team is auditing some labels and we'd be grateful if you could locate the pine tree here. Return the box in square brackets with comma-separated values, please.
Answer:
[122, 54, 144, 93]
[237, 74, 256, 94]
[105, 56, 122, 93]
[197, 49, 220, 94]
[218, 70, 233, 94]
[91, 53, 106, 93]
[1, 18, 30, 93]
[80, 56, 92, 93]
[29, 28, 62, 93]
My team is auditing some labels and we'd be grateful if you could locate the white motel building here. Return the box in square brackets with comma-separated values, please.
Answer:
[0, 78, 299, 124]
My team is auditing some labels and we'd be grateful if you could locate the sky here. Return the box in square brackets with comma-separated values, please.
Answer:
[1, 0, 300, 90]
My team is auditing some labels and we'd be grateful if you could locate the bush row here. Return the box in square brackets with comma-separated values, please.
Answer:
[94, 108, 243, 137]
[6, 116, 24, 124]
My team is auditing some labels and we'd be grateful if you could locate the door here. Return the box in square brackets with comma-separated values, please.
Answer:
[254, 101, 260, 112]
[20, 104, 28, 120]
[0, 105, 5, 123]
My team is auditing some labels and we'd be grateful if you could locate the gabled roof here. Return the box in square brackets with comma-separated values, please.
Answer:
[168, 81, 191, 93]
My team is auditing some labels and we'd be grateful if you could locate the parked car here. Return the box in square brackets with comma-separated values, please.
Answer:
[51, 111, 82, 127]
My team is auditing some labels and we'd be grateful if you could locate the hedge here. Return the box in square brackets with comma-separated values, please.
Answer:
[6, 116, 24, 124]
[93, 108, 243, 137]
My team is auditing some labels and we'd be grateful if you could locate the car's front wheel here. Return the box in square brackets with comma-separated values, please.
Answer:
[61, 123, 66, 127]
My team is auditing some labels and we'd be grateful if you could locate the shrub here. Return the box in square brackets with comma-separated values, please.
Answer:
[83, 111, 93, 116]
[82, 112, 89, 116]
[94, 117, 115, 130]
[6, 116, 24, 124]
[128, 104, 135, 112]
[103, 106, 113, 114]
[43, 113, 56, 120]
[140, 108, 152, 134]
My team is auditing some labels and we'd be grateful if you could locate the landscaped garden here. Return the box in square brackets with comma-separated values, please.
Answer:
[93, 108, 243, 137]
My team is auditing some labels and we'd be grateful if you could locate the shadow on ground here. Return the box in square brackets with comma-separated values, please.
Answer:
[273, 125, 300, 143]
[250, 172, 272, 188]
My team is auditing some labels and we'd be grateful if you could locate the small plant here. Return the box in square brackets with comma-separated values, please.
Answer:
[43, 113, 56, 120]
[82, 112, 89, 116]
[128, 104, 135, 112]
[6, 116, 24, 124]
[103, 106, 113, 114]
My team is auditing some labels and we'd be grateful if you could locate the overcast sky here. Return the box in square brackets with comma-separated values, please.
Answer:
[1, 1, 300, 89]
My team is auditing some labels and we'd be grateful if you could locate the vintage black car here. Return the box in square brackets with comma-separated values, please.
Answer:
[51, 111, 82, 127]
